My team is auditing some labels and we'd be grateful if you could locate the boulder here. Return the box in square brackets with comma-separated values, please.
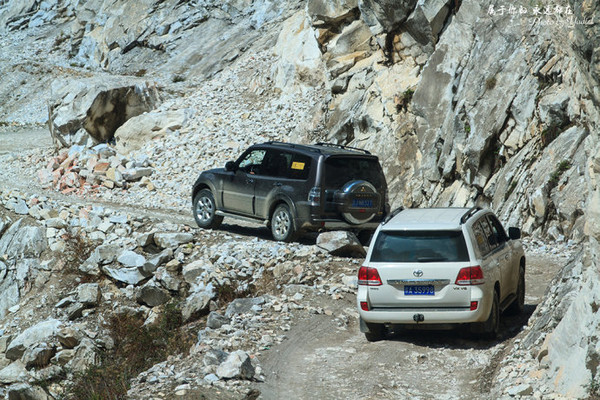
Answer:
[216, 350, 255, 380]
[5, 319, 62, 361]
[182, 259, 212, 285]
[76, 283, 101, 306]
[68, 338, 98, 372]
[50, 78, 159, 141]
[206, 311, 230, 329]
[7, 383, 51, 400]
[135, 280, 171, 307]
[0, 220, 47, 259]
[404, 0, 452, 45]
[203, 348, 228, 367]
[142, 249, 173, 275]
[182, 290, 214, 321]
[114, 109, 191, 155]
[87, 244, 121, 265]
[21, 343, 55, 369]
[121, 167, 153, 182]
[153, 232, 194, 249]
[0, 275, 20, 319]
[117, 250, 146, 268]
[83, 84, 162, 143]
[225, 297, 265, 317]
[316, 231, 366, 257]
[307, 0, 358, 26]
[0, 361, 30, 384]
[57, 327, 82, 349]
[102, 265, 146, 286]
[65, 302, 86, 320]
[155, 267, 181, 292]
[358, 0, 418, 36]
[13, 200, 29, 215]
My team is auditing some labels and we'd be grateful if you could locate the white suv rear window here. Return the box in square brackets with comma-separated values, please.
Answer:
[370, 230, 469, 263]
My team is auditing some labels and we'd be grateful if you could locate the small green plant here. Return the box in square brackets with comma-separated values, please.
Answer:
[586, 376, 600, 399]
[548, 160, 572, 190]
[402, 88, 414, 103]
[464, 122, 471, 134]
[395, 88, 415, 112]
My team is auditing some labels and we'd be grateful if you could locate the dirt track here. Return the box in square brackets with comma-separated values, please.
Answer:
[254, 252, 559, 400]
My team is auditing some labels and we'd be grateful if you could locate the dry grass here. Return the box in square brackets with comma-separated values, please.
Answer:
[67, 302, 195, 399]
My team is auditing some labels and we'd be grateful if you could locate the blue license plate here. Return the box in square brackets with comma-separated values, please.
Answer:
[352, 198, 373, 208]
[404, 285, 435, 295]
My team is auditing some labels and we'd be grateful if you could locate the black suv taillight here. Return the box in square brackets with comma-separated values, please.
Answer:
[308, 186, 321, 204]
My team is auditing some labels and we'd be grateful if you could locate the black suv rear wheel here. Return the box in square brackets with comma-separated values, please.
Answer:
[271, 204, 296, 242]
[193, 189, 223, 229]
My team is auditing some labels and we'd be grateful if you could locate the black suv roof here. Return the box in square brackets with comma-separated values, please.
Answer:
[253, 141, 374, 157]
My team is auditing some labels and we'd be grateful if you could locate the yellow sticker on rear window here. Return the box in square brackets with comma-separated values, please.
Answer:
[291, 162, 305, 170]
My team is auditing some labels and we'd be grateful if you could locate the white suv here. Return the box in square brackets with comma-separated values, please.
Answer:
[357, 207, 525, 341]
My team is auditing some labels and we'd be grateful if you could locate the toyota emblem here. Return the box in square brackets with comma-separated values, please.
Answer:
[413, 269, 423, 277]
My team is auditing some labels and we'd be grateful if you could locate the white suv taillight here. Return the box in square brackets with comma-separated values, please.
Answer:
[358, 266, 382, 286]
[455, 266, 485, 285]
[308, 186, 321, 204]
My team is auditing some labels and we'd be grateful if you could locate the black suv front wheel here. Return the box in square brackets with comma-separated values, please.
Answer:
[193, 189, 223, 229]
[271, 204, 296, 242]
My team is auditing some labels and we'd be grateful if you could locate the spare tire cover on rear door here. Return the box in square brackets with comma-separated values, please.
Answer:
[335, 180, 381, 224]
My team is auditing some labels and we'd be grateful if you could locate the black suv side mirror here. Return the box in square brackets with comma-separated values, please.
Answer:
[225, 161, 236, 172]
[508, 227, 521, 240]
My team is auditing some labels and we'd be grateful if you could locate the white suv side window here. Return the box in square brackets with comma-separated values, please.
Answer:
[473, 220, 491, 256]
[487, 215, 508, 246]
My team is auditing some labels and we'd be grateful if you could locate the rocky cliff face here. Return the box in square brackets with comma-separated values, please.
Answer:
[1, 0, 600, 397]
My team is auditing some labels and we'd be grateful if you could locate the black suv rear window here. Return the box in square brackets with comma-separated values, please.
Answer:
[370, 230, 469, 262]
[323, 157, 384, 188]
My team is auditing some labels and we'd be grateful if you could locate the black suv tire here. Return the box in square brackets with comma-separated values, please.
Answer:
[271, 204, 296, 242]
[193, 189, 223, 229]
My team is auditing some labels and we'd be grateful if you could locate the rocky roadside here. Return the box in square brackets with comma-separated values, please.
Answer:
[0, 184, 367, 399]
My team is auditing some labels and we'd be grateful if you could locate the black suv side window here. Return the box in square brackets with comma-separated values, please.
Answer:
[261, 150, 291, 177]
[262, 150, 311, 180]
[238, 149, 266, 174]
[287, 153, 311, 180]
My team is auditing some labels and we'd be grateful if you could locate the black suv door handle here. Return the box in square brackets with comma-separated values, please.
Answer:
[273, 182, 282, 187]
[246, 178, 255, 184]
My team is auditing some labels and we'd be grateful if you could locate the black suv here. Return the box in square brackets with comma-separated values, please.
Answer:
[191, 142, 390, 241]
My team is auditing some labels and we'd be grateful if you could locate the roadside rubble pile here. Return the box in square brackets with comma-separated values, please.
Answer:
[0, 189, 361, 399]
[36, 144, 156, 195]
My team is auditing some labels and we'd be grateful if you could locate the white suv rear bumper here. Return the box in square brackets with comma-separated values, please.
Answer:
[357, 288, 492, 325]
